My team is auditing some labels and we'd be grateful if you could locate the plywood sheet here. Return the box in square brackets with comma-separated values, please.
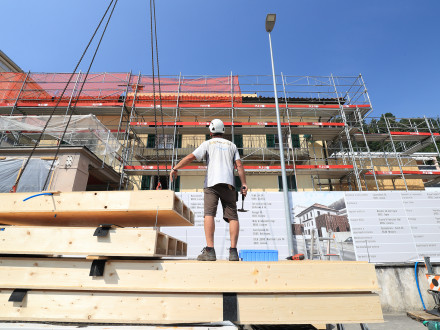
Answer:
[0, 259, 379, 293]
[0, 227, 186, 257]
[0, 290, 383, 324]
[407, 310, 440, 322]
[0, 191, 194, 227]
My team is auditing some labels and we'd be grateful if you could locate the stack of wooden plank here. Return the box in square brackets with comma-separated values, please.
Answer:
[0, 191, 383, 325]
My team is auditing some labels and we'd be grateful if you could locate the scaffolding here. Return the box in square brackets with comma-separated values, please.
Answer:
[0, 72, 439, 191]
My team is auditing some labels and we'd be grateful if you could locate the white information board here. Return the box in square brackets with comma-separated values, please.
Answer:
[161, 190, 440, 263]
[345, 191, 440, 263]
[162, 192, 289, 260]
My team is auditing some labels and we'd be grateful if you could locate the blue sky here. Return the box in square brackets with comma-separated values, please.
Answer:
[1, 0, 439, 118]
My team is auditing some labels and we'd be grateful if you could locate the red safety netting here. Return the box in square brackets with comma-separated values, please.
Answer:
[0, 73, 241, 107]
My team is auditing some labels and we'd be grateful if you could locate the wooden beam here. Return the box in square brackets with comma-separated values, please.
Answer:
[0, 290, 383, 324]
[0, 191, 193, 227]
[0, 259, 379, 293]
[0, 227, 186, 257]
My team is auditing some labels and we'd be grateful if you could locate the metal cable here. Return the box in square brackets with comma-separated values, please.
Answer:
[152, 0, 169, 187]
[149, 0, 161, 188]
[42, 0, 119, 190]
[11, 0, 115, 192]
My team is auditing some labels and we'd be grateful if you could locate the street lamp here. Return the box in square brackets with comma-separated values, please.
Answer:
[265, 13, 295, 256]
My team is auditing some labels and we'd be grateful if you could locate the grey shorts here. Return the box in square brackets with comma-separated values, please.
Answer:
[204, 184, 238, 222]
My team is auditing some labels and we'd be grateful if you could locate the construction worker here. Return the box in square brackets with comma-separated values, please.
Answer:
[170, 119, 248, 261]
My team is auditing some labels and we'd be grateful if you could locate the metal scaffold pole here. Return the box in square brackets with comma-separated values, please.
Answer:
[230, 71, 235, 144]
[170, 73, 182, 191]
[119, 72, 142, 190]
[268, 31, 295, 256]
[385, 116, 408, 191]
[330, 74, 363, 191]
[281, 72, 298, 190]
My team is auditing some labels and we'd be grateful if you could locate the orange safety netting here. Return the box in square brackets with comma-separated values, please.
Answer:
[0, 73, 241, 106]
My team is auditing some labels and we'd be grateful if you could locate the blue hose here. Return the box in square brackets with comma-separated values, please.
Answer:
[415, 261, 427, 310]
[23, 192, 53, 202]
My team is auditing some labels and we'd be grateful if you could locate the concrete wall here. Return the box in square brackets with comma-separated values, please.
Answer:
[376, 264, 440, 313]
[51, 153, 90, 191]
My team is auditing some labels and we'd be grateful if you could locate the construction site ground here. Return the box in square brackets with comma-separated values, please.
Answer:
[0, 314, 427, 330]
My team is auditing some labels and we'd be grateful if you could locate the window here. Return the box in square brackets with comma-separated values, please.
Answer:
[157, 135, 174, 149]
[317, 211, 320, 216]
[278, 175, 297, 191]
[267, 133, 296, 148]
[147, 134, 180, 149]
[141, 175, 180, 192]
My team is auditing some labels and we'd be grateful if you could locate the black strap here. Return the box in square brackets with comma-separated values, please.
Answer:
[93, 224, 114, 237]
[223, 293, 238, 322]
[89, 260, 106, 276]
[9, 289, 28, 302]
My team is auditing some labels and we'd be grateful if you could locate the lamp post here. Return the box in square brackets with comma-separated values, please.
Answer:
[266, 13, 295, 256]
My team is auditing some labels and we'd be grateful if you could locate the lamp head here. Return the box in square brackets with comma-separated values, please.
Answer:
[265, 14, 276, 32]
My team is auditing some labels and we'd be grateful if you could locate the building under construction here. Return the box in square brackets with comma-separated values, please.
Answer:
[1, 71, 439, 193]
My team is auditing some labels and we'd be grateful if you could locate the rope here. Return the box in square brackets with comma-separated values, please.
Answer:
[42, 0, 119, 190]
[10, 0, 116, 193]
[149, 0, 168, 190]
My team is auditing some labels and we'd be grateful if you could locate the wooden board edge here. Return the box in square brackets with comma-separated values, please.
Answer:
[407, 310, 440, 322]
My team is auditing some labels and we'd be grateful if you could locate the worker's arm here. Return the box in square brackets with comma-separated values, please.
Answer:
[170, 154, 196, 182]
[235, 159, 248, 196]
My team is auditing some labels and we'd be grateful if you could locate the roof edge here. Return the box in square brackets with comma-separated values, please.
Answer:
[0, 50, 23, 73]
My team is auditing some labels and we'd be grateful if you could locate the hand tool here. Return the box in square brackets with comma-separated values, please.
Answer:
[286, 254, 305, 260]
[237, 186, 248, 212]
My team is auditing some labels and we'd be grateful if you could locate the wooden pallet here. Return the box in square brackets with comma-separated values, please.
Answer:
[0, 290, 383, 325]
[0, 259, 378, 293]
[0, 227, 187, 257]
[407, 310, 440, 322]
[0, 191, 194, 227]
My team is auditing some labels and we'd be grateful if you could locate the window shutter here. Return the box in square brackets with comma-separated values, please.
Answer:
[147, 135, 156, 148]
[174, 134, 182, 148]
[234, 134, 243, 156]
[266, 134, 275, 148]
[278, 175, 297, 191]
[141, 175, 151, 190]
[291, 134, 300, 148]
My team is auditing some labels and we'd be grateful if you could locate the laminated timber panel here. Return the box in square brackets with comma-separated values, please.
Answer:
[0, 290, 383, 324]
[0, 259, 379, 293]
[0, 191, 194, 227]
[0, 227, 187, 257]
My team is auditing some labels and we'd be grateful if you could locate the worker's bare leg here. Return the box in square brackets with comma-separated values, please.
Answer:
[229, 219, 239, 248]
[204, 215, 215, 247]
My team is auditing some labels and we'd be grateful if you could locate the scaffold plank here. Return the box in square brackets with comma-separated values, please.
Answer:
[0, 259, 379, 293]
[0, 290, 383, 324]
[123, 164, 356, 178]
[352, 132, 440, 143]
[365, 170, 440, 180]
[0, 191, 194, 227]
[0, 228, 186, 257]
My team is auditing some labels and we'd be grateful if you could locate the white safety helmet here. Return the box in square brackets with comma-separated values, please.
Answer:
[209, 119, 225, 134]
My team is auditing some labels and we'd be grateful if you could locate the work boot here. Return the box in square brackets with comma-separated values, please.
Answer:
[197, 247, 216, 261]
[229, 248, 239, 261]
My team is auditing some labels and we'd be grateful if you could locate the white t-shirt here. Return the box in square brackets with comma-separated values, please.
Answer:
[192, 137, 240, 188]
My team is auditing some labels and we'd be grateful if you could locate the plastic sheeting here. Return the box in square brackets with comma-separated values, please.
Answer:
[0, 114, 120, 157]
[0, 158, 53, 192]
